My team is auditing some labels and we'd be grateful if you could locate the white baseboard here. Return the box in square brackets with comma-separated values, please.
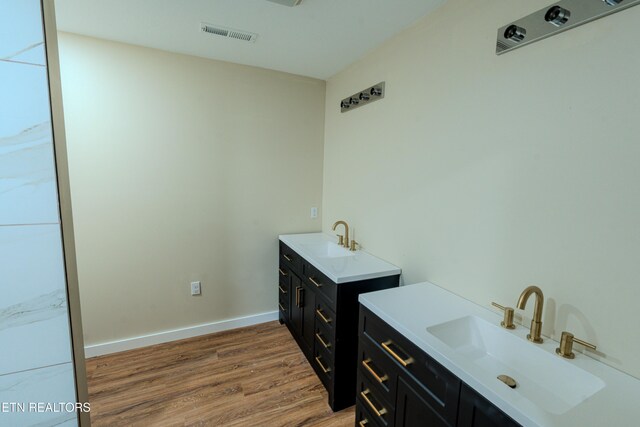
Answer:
[84, 310, 279, 358]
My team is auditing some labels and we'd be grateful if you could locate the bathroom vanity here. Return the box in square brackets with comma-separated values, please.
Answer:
[357, 305, 518, 427]
[357, 283, 640, 427]
[278, 233, 401, 411]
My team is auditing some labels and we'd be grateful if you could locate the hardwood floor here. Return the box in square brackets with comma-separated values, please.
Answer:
[86, 321, 356, 426]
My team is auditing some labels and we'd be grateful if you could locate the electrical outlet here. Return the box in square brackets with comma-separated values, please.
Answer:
[310, 207, 318, 218]
[190, 281, 201, 296]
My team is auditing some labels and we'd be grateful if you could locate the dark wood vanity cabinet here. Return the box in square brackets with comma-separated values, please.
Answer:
[457, 384, 520, 427]
[278, 241, 399, 411]
[356, 306, 521, 427]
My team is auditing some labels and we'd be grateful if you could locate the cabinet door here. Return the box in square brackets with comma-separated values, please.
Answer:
[289, 274, 315, 359]
[395, 376, 452, 427]
[301, 280, 316, 355]
[290, 274, 303, 337]
[457, 384, 520, 427]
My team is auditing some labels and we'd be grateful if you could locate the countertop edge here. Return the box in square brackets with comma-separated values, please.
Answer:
[279, 233, 401, 283]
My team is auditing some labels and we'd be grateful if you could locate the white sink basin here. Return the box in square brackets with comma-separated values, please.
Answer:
[427, 315, 605, 415]
[301, 241, 355, 258]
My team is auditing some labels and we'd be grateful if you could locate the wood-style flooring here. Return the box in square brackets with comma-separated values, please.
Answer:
[85, 321, 356, 426]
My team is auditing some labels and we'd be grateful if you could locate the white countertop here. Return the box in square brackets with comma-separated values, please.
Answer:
[359, 282, 640, 427]
[279, 233, 401, 284]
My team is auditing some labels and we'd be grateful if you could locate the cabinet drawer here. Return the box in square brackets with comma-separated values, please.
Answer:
[278, 290, 288, 310]
[279, 242, 302, 276]
[357, 370, 394, 427]
[358, 335, 397, 408]
[278, 263, 289, 287]
[303, 262, 337, 306]
[315, 298, 336, 335]
[360, 307, 460, 426]
[313, 344, 334, 389]
[278, 272, 289, 297]
[356, 396, 386, 427]
[314, 319, 335, 359]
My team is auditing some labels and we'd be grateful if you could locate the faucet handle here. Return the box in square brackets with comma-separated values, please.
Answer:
[337, 235, 344, 246]
[555, 331, 596, 359]
[349, 240, 359, 251]
[491, 302, 516, 329]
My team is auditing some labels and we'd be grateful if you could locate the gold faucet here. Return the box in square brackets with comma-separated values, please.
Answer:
[516, 285, 544, 343]
[332, 220, 349, 248]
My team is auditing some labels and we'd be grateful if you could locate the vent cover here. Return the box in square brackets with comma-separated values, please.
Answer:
[266, 0, 303, 6]
[201, 23, 258, 43]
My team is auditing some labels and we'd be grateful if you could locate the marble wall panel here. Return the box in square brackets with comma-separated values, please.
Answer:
[0, 363, 77, 426]
[0, 0, 46, 66]
[0, 61, 59, 225]
[0, 225, 73, 376]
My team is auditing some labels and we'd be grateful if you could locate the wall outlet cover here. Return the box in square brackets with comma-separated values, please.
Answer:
[190, 281, 202, 296]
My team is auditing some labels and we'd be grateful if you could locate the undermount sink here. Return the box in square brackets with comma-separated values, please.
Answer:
[301, 241, 355, 258]
[427, 315, 605, 415]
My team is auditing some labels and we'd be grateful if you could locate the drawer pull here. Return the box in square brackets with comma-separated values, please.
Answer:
[316, 308, 332, 324]
[359, 420, 369, 427]
[308, 276, 323, 288]
[315, 356, 331, 374]
[283, 254, 292, 262]
[315, 333, 331, 349]
[360, 389, 387, 417]
[278, 284, 287, 294]
[295, 286, 302, 307]
[362, 359, 388, 384]
[381, 340, 414, 367]
[278, 268, 287, 277]
[278, 303, 286, 312]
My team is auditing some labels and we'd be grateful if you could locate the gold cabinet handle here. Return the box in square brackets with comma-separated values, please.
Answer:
[315, 333, 331, 349]
[278, 303, 286, 312]
[278, 285, 287, 294]
[283, 254, 292, 262]
[381, 340, 414, 367]
[295, 286, 302, 307]
[358, 420, 369, 427]
[308, 276, 323, 288]
[278, 268, 287, 276]
[362, 359, 388, 384]
[315, 356, 331, 374]
[316, 308, 332, 324]
[360, 389, 387, 417]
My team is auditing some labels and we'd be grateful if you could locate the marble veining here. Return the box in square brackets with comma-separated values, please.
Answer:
[0, 0, 46, 66]
[1, 42, 44, 60]
[0, 41, 46, 67]
[1, 58, 60, 225]
[0, 225, 73, 376]
[0, 363, 77, 427]
[0, 289, 67, 332]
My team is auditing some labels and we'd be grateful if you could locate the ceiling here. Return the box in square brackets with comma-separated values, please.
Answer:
[54, 0, 444, 80]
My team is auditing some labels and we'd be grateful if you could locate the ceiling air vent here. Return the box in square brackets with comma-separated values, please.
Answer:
[266, 0, 303, 6]
[200, 23, 258, 43]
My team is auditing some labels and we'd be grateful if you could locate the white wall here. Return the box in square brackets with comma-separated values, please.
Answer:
[58, 33, 325, 347]
[323, 0, 640, 378]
